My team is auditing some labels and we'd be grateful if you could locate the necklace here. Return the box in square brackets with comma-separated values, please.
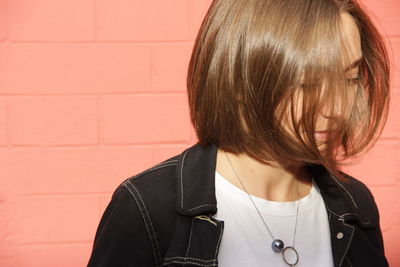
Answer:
[224, 151, 300, 266]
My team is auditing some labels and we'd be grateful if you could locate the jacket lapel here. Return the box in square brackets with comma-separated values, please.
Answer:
[164, 142, 376, 267]
[309, 164, 376, 266]
[163, 143, 223, 266]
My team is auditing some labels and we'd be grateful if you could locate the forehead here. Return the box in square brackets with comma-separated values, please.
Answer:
[339, 12, 362, 68]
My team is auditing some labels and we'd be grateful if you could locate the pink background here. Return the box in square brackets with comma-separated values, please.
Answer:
[0, 0, 398, 266]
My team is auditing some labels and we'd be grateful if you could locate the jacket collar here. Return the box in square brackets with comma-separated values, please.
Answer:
[175, 142, 375, 228]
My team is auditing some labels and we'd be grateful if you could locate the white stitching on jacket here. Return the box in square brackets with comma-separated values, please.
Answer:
[122, 184, 160, 266]
[325, 202, 370, 225]
[194, 215, 217, 226]
[329, 174, 358, 209]
[180, 149, 189, 209]
[340, 221, 355, 267]
[163, 261, 216, 266]
[129, 181, 162, 263]
[185, 218, 195, 259]
[214, 221, 224, 259]
[188, 204, 216, 211]
[346, 256, 353, 267]
[120, 160, 178, 185]
[164, 256, 216, 262]
[125, 181, 162, 266]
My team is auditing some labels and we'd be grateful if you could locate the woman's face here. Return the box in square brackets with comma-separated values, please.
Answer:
[282, 11, 363, 146]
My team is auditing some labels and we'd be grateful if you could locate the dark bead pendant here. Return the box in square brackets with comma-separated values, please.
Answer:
[271, 239, 284, 252]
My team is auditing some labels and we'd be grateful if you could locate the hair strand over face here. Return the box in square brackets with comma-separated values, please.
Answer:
[187, 0, 391, 182]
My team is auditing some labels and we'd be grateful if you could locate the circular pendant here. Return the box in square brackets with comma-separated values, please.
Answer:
[282, 246, 299, 266]
[271, 239, 284, 252]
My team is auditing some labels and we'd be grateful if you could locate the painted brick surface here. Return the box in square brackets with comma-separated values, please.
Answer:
[7, 0, 95, 41]
[0, 44, 152, 94]
[96, 0, 189, 41]
[0, 0, 399, 266]
[101, 94, 191, 144]
[0, 146, 155, 196]
[151, 43, 193, 92]
[9, 96, 98, 146]
[391, 37, 400, 87]
[361, 0, 400, 36]
[0, 97, 6, 146]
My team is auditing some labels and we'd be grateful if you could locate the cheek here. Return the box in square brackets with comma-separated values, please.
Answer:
[279, 90, 305, 134]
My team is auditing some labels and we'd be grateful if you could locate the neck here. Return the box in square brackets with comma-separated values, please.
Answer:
[215, 148, 312, 202]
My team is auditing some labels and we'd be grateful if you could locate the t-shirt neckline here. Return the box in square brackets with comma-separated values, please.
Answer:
[215, 170, 320, 216]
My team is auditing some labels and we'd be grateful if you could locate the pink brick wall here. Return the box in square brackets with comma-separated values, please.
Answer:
[0, 0, 398, 266]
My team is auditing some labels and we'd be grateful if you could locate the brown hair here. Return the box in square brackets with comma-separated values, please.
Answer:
[187, 0, 390, 181]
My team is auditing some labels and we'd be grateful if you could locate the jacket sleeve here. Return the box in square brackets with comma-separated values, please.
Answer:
[360, 181, 389, 266]
[87, 185, 156, 267]
[366, 186, 387, 257]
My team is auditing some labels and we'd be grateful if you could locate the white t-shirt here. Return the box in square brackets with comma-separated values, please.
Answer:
[214, 171, 335, 267]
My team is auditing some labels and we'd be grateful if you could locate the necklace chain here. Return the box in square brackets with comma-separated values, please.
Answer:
[223, 151, 300, 248]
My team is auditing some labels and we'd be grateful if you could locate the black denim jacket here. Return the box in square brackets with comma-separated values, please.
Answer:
[87, 142, 389, 267]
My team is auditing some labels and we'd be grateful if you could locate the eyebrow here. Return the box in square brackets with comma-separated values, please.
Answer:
[344, 56, 363, 72]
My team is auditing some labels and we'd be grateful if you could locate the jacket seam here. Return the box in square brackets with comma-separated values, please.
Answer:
[188, 204, 217, 211]
[328, 174, 371, 225]
[118, 160, 178, 185]
[163, 259, 217, 266]
[214, 220, 224, 259]
[326, 207, 355, 267]
[346, 256, 353, 267]
[180, 149, 189, 209]
[330, 174, 358, 209]
[325, 205, 370, 225]
[123, 181, 162, 266]
[340, 221, 355, 267]
[185, 218, 195, 259]
[164, 256, 217, 262]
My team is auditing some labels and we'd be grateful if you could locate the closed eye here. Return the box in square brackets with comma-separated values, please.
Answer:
[346, 76, 361, 84]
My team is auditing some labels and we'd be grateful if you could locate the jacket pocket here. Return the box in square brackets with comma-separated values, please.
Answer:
[162, 214, 224, 266]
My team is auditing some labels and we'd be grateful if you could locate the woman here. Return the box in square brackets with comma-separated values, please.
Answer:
[88, 0, 390, 266]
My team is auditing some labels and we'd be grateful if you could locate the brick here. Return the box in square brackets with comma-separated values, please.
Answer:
[99, 193, 113, 218]
[0, 243, 92, 267]
[7, 0, 94, 41]
[101, 94, 191, 144]
[382, 227, 400, 267]
[96, 0, 189, 41]
[340, 139, 400, 186]
[0, 0, 6, 41]
[188, 0, 213, 40]
[368, 187, 400, 232]
[0, 146, 154, 196]
[390, 37, 400, 87]
[0, 196, 99, 243]
[8, 96, 97, 146]
[151, 43, 193, 92]
[381, 88, 400, 138]
[373, 186, 400, 267]
[0, 44, 151, 94]
[189, 126, 198, 144]
[361, 0, 400, 36]
[0, 97, 6, 146]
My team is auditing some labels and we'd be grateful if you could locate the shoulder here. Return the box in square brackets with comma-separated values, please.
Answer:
[333, 171, 388, 264]
[115, 154, 180, 195]
[88, 153, 183, 266]
[89, 153, 183, 265]
[110, 153, 181, 215]
[336, 170, 380, 225]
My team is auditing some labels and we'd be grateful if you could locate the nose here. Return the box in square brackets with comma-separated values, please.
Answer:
[319, 103, 340, 120]
[319, 96, 353, 126]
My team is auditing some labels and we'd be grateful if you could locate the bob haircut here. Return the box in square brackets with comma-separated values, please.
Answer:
[187, 0, 390, 182]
